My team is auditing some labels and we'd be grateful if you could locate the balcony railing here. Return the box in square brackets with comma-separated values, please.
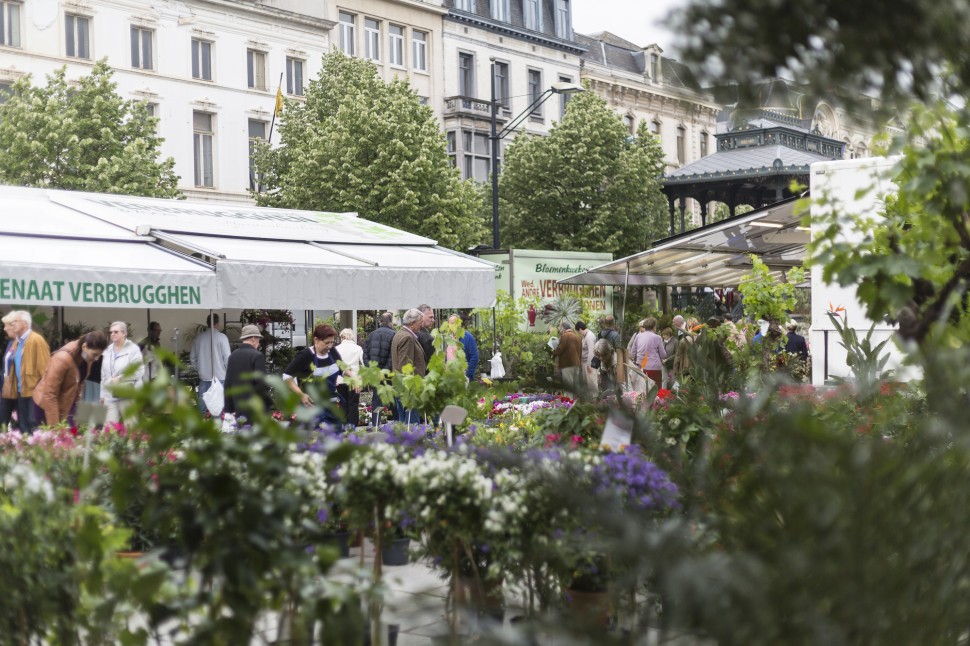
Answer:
[443, 95, 510, 123]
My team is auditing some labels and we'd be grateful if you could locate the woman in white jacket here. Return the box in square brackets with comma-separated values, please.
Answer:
[101, 321, 145, 424]
[335, 328, 363, 428]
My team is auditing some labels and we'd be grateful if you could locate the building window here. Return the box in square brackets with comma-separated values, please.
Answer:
[700, 131, 708, 157]
[676, 126, 686, 164]
[339, 12, 355, 56]
[144, 102, 157, 118]
[650, 54, 659, 81]
[193, 112, 215, 188]
[389, 24, 404, 67]
[286, 57, 304, 96]
[0, 2, 21, 48]
[559, 74, 573, 117]
[459, 129, 492, 182]
[623, 114, 635, 136]
[651, 119, 661, 141]
[446, 131, 456, 154]
[528, 69, 542, 117]
[412, 30, 427, 72]
[555, 0, 571, 39]
[455, 0, 475, 10]
[491, 0, 510, 22]
[458, 52, 474, 97]
[248, 119, 267, 191]
[65, 14, 90, 59]
[524, 0, 541, 30]
[364, 18, 380, 62]
[130, 26, 153, 70]
[0, 81, 11, 104]
[493, 61, 509, 109]
[247, 49, 267, 90]
[191, 38, 213, 81]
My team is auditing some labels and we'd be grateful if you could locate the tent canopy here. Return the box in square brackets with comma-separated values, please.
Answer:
[559, 197, 808, 288]
[1, 186, 496, 309]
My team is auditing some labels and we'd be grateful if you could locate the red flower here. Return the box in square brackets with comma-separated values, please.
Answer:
[544, 433, 561, 447]
[657, 389, 674, 401]
[570, 435, 583, 448]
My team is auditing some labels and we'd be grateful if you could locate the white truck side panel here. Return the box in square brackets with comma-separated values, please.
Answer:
[809, 157, 919, 385]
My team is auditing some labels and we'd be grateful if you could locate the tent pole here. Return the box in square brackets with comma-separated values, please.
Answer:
[620, 262, 630, 346]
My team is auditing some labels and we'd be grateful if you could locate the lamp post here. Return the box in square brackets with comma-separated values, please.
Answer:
[489, 58, 583, 249]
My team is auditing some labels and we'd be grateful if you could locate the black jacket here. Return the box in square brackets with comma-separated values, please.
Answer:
[785, 332, 809, 362]
[417, 328, 435, 362]
[363, 325, 396, 370]
[224, 344, 272, 418]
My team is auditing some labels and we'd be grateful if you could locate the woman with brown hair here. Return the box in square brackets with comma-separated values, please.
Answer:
[282, 324, 345, 428]
[33, 331, 108, 426]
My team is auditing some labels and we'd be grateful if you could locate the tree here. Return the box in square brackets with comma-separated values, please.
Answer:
[499, 91, 669, 258]
[667, 0, 970, 115]
[0, 60, 179, 197]
[252, 52, 485, 251]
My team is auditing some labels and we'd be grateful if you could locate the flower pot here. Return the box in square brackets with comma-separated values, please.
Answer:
[321, 531, 352, 558]
[381, 536, 411, 566]
[563, 588, 610, 628]
[362, 622, 399, 646]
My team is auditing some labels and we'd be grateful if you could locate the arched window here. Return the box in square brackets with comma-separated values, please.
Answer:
[650, 119, 661, 142]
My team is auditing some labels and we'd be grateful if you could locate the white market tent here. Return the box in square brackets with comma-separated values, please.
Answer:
[0, 186, 497, 310]
[557, 196, 809, 290]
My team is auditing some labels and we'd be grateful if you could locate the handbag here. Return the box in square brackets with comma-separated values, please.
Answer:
[202, 377, 225, 417]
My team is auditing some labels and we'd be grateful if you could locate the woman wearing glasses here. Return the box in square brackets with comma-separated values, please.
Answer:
[101, 322, 145, 424]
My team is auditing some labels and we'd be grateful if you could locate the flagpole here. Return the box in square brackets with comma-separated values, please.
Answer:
[268, 72, 284, 141]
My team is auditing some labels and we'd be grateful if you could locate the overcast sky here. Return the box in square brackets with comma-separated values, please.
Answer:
[572, 0, 686, 53]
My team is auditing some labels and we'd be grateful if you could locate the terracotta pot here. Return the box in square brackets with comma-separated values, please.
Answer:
[563, 588, 609, 628]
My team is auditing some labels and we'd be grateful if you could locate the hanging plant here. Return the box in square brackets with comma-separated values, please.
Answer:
[240, 309, 295, 331]
[540, 296, 583, 329]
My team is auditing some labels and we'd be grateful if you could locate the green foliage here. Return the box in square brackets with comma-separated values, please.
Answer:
[827, 312, 895, 390]
[737, 255, 805, 323]
[472, 290, 547, 384]
[253, 51, 486, 250]
[812, 104, 970, 349]
[668, 0, 967, 112]
[500, 93, 669, 258]
[539, 295, 582, 329]
[109, 366, 364, 644]
[0, 60, 179, 197]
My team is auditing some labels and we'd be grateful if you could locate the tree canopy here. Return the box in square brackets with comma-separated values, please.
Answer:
[667, 0, 970, 114]
[499, 90, 669, 259]
[0, 60, 179, 197]
[252, 52, 485, 251]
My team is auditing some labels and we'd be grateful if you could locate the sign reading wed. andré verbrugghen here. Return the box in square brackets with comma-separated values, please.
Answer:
[476, 249, 613, 333]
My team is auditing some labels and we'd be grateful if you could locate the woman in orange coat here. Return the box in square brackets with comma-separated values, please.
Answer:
[33, 331, 108, 426]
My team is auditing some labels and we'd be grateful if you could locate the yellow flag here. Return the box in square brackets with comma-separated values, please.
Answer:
[275, 86, 284, 117]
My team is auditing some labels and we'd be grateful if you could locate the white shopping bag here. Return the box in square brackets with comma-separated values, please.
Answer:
[489, 353, 506, 379]
[202, 378, 225, 417]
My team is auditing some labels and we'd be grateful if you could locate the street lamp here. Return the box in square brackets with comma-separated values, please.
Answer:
[490, 58, 583, 249]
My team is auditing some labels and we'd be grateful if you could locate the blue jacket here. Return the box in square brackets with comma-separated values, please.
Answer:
[460, 331, 479, 381]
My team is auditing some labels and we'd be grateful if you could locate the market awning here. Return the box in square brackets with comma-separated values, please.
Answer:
[558, 196, 809, 288]
[0, 186, 496, 309]
[0, 187, 218, 308]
